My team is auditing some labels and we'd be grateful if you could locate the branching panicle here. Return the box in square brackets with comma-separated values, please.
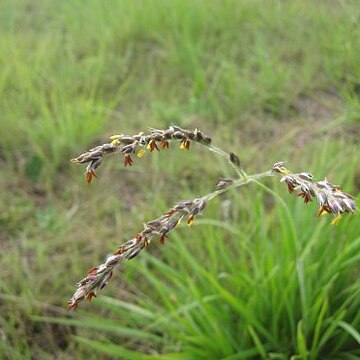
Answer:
[68, 128, 356, 309]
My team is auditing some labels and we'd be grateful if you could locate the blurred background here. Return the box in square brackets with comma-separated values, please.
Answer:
[0, 0, 359, 359]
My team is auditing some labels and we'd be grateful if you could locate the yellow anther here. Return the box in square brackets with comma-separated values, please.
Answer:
[317, 205, 331, 218]
[187, 214, 195, 227]
[137, 149, 146, 158]
[279, 168, 290, 175]
[109, 135, 122, 140]
[318, 208, 329, 217]
[331, 215, 342, 225]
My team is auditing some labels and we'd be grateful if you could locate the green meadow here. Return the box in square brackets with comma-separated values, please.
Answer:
[0, 0, 359, 358]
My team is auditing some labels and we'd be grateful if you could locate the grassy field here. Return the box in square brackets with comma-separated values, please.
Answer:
[0, 0, 359, 359]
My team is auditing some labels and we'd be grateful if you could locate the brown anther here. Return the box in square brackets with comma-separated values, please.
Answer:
[159, 234, 168, 245]
[86, 292, 96, 302]
[124, 155, 133, 167]
[317, 205, 331, 217]
[149, 140, 160, 152]
[86, 170, 98, 184]
[160, 140, 170, 149]
[286, 182, 295, 193]
[298, 192, 312, 204]
[180, 138, 190, 150]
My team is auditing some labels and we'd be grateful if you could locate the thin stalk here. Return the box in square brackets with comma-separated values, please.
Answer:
[204, 171, 273, 202]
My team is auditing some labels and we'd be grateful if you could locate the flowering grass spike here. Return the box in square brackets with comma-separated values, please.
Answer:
[71, 126, 212, 183]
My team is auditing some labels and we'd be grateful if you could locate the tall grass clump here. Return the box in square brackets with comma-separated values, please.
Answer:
[36, 126, 359, 359]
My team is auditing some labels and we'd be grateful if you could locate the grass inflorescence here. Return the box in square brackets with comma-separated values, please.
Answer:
[68, 127, 356, 310]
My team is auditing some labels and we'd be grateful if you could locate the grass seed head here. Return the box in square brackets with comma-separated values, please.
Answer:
[67, 131, 356, 310]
